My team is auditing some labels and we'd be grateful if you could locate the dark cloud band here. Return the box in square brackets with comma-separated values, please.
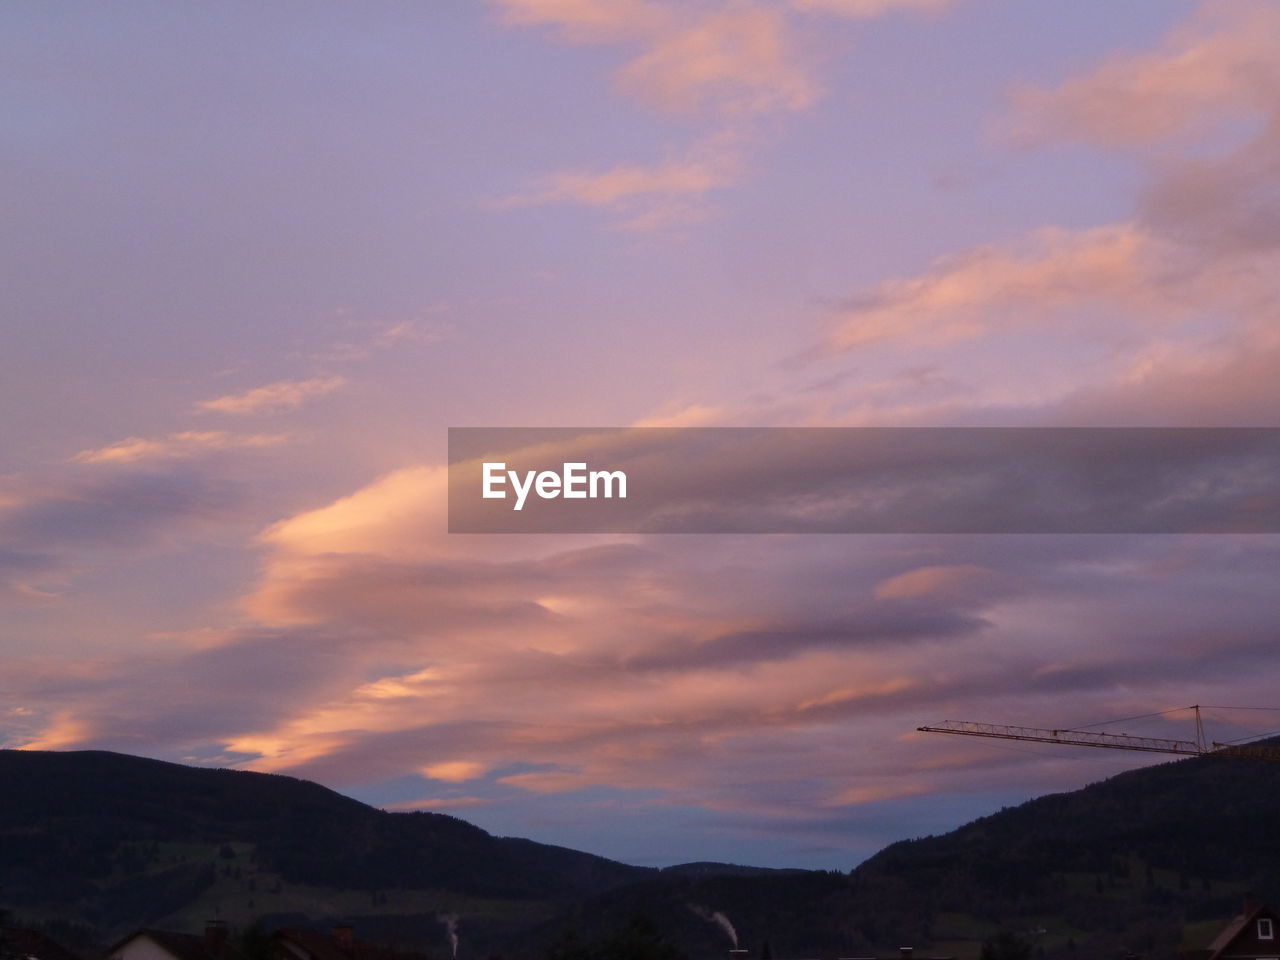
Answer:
[449, 427, 1280, 533]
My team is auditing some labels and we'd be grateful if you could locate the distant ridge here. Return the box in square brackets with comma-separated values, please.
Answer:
[528, 741, 1280, 960]
[0, 748, 648, 946]
[5, 743, 1280, 960]
[660, 862, 805, 877]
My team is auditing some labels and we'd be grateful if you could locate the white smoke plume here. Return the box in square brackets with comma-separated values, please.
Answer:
[437, 913, 459, 959]
[688, 904, 738, 948]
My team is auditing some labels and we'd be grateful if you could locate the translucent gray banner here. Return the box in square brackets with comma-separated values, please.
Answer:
[447, 427, 1280, 533]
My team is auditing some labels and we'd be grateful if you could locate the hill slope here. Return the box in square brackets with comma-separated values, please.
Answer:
[4, 744, 1280, 960]
[0, 749, 648, 943]
[520, 745, 1280, 960]
[844, 744, 1280, 956]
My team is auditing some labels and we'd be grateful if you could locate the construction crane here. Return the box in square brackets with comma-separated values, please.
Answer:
[918, 705, 1280, 761]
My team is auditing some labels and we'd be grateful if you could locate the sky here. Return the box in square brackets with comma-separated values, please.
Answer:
[4, 0, 1280, 870]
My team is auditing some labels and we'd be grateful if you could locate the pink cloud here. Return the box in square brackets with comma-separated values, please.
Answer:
[811, 0, 1280, 432]
[492, 0, 668, 44]
[13, 516, 1280, 831]
[129, 445, 1271, 824]
[499, 131, 748, 229]
[493, 0, 970, 229]
[421, 760, 492, 782]
[613, 4, 817, 117]
[826, 224, 1182, 351]
[874, 564, 1001, 601]
[72, 430, 287, 465]
[1008, 1, 1280, 149]
[792, 0, 954, 18]
[1051, 327, 1280, 426]
[492, 0, 823, 227]
[495, 0, 816, 117]
[197, 375, 346, 415]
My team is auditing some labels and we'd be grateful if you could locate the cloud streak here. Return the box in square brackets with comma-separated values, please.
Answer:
[197, 376, 347, 415]
[499, 132, 746, 230]
[0, 464, 244, 602]
[494, 0, 818, 117]
[494, 0, 953, 227]
[72, 431, 287, 464]
[804, 0, 1280, 445]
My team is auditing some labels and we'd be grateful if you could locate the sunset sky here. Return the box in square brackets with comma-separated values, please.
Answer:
[4, 0, 1280, 869]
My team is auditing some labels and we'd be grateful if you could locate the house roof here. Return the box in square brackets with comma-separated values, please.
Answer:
[0, 926, 82, 960]
[1206, 903, 1278, 960]
[106, 929, 244, 960]
[272, 929, 429, 960]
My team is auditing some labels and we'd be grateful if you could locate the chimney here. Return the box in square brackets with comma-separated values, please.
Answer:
[1245, 894, 1258, 916]
[204, 921, 228, 955]
[900, 948, 914, 960]
[333, 925, 355, 949]
[729, 951, 749, 960]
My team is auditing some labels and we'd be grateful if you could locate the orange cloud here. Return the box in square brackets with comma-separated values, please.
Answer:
[224, 730, 354, 769]
[828, 781, 934, 806]
[874, 565, 997, 601]
[828, 224, 1178, 350]
[421, 760, 491, 782]
[197, 375, 346, 415]
[632, 403, 726, 428]
[15, 710, 94, 751]
[72, 431, 286, 464]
